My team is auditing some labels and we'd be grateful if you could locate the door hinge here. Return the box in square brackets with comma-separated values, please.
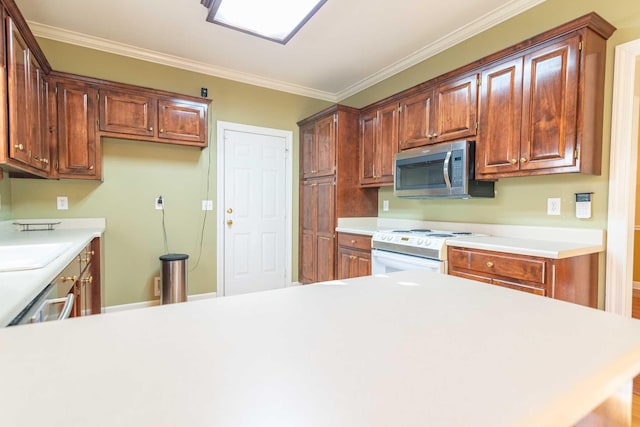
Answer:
[333, 114, 337, 124]
[475, 122, 479, 131]
[476, 76, 481, 86]
[97, 119, 100, 126]
[54, 87, 58, 95]
[574, 149, 579, 159]
[578, 41, 583, 51]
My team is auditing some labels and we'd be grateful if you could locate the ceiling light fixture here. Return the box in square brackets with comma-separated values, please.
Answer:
[201, 0, 327, 44]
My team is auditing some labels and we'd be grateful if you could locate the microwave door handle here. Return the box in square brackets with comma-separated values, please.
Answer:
[443, 151, 452, 189]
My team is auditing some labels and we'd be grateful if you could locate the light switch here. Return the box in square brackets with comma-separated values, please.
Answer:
[56, 196, 68, 210]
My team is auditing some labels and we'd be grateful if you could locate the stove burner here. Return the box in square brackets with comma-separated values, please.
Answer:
[428, 233, 455, 238]
[452, 231, 472, 235]
[410, 229, 432, 232]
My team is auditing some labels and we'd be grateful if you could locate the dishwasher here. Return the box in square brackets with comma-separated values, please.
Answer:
[9, 281, 75, 325]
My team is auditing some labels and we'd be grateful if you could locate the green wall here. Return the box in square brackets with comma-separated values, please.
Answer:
[0, 172, 10, 219]
[8, 0, 640, 305]
[341, 0, 640, 230]
[10, 39, 329, 306]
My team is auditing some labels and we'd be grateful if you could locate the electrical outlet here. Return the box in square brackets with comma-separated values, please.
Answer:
[547, 197, 561, 216]
[154, 277, 161, 297]
[155, 196, 164, 210]
[202, 200, 213, 211]
[383, 200, 389, 212]
[57, 196, 69, 210]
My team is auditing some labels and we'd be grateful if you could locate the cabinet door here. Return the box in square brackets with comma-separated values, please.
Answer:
[99, 89, 155, 137]
[300, 123, 315, 178]
[337, 247, 355, 279]
[315, 177, 336, 281]
[158, 99, 207, 145]
[434, 74, 478, 143]
[359, 110, 377, 185]
[399, 89, 434, 150]
[520, 35, 580, 171]
[338, 247, 371, 279]
[299, 180, 317, 284]
[6, 17, 31, 166]
[57, 80, 99, 179]
[476, 57, 524, 177]
[30, 60, 49, 172]
[377, 102, 399, 184]
[315, 114, 336, 177]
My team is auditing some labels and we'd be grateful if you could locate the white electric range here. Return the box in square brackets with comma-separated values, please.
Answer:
[371, 228, 485, 274]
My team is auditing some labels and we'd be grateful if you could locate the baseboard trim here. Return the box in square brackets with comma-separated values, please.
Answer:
[103, 292, 217, 313]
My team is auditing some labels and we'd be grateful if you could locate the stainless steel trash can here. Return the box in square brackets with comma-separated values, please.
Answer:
[159, 253, 188, 304]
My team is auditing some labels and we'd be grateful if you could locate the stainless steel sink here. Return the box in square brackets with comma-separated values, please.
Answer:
[0, 242, 73, 272]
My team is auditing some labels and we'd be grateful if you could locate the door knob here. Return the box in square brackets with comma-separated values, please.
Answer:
[226, 208, 233, 214]
[226, 219, 233, 226]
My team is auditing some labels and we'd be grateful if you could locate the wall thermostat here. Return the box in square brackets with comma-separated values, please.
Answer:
[200, 87, 208, 98]
[575, 192, 593, 219]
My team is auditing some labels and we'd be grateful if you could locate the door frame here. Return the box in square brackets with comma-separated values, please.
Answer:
[605, 39, 640, 316]
[216, 121, 293, 297]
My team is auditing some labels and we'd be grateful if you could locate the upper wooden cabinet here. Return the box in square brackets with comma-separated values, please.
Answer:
[4, 16, 50, 175]
[52, 76, 100, 180]
[99, 89, 155, 137]
[398, 74, 477, 150]
[360, 12, 614, 181]
[359, 101, 398, 186]
[476, 15, 614, 179]
[301, 113, 336, 179]
[99, 89, 208, 146]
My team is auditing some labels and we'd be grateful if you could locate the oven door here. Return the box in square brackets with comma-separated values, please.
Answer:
[371, 249, 445, 275]
[9, 283, 75, 326]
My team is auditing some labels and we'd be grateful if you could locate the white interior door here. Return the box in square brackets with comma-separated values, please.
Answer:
[217, 122, 292, 296]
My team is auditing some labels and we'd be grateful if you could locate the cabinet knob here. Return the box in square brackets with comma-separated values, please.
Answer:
[351, 240, 356, 244]
[15, 143, 24, 151]
[432, 133, 438, 138]
[226, 208, 233, 214]
[510, 159, 517, 165]
[149, 127, 153, 131]
[350, 255, 357, 260]
[61, 275, 77, 283]
[89, 165, 94, 170]
[520, 157, 528, 163]
[226, 219, 233, 226]
[160, 129, 164, 133]
[81, 276, 93, 284]
[486, 262, 494, 268]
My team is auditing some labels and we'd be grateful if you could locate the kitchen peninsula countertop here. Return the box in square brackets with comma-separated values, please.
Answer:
[0, 218, 105, 326]
[0, 270, 639, 426]
[336, 218, 605, 258]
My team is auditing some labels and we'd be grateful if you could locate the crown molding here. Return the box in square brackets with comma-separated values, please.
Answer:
[334, 0, 546, 101]
[28, 0, 544, 104]
[27, 21, 339, 102]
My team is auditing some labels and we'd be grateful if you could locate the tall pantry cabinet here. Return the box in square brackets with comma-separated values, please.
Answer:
[298, 105, 378, 284]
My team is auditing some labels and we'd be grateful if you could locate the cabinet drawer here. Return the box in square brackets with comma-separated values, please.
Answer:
[467, 251, 546, 284]
[337, 233, 371, 251]
[492, 278, 546, 296]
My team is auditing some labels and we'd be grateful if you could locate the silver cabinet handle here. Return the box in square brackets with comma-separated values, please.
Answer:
[57, 293, 75, 320]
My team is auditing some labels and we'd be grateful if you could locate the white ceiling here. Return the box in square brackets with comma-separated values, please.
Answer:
[15, 0, 545, 102]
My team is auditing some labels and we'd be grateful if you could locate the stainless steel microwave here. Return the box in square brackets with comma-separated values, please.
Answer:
[394, 140, 494, 199]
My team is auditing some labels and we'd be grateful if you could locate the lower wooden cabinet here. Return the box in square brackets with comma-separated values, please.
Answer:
[337, 233, 372, 279]
[73, 237, 101, 316]
[447, 246, 597, 307]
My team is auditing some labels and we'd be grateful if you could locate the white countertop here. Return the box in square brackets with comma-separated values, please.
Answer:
[1, 270, 639, 426]
[0, 218, 105, 326]
[336, 218, 605, 258]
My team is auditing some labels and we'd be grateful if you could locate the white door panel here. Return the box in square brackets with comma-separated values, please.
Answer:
[222, 128, 287, 296]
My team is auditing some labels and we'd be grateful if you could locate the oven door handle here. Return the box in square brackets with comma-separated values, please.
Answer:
[443, 151, 452, 189]
[57, 293, 75, 320]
